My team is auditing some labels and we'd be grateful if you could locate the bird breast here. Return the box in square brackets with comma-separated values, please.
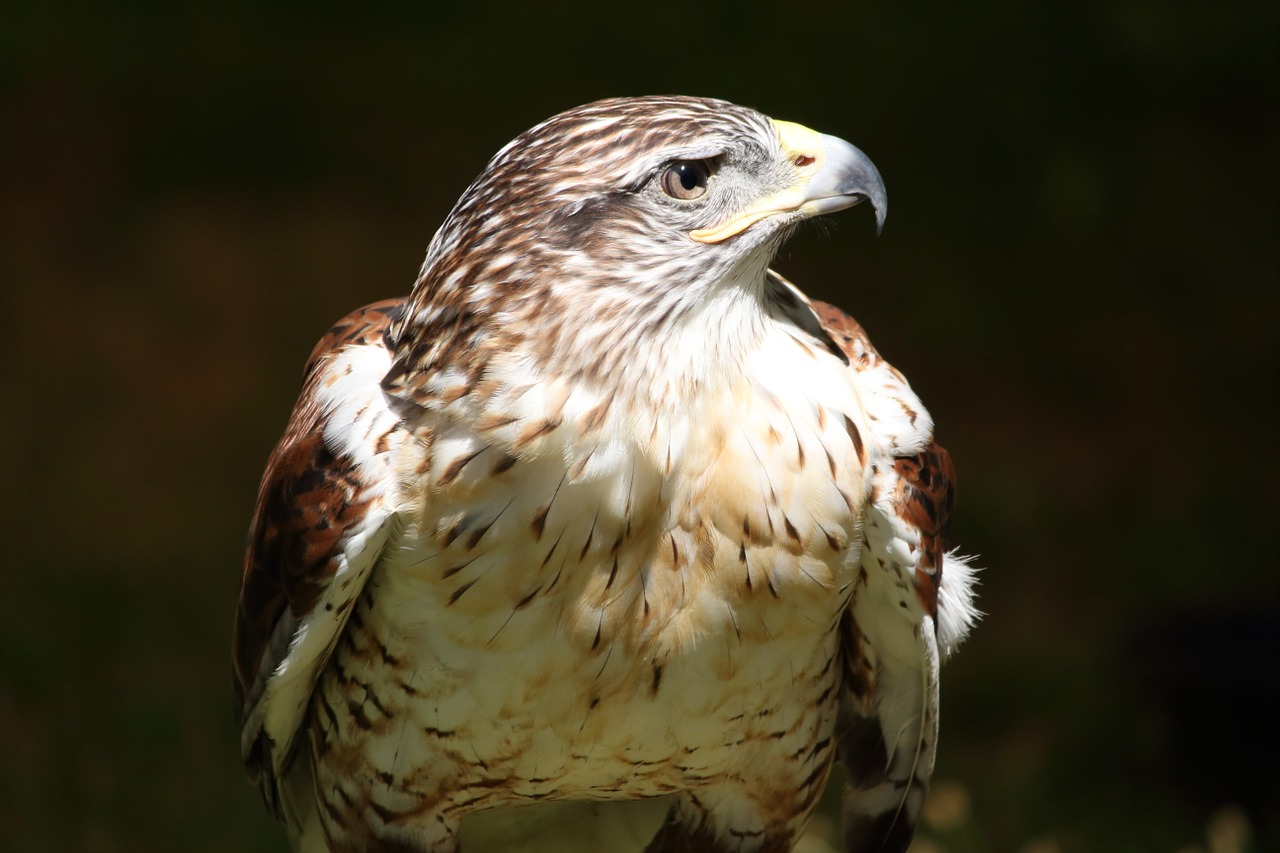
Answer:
[337, 317, 874, 798]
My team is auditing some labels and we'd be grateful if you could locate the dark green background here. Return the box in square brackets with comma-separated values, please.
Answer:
[2, 2, 1275, 850]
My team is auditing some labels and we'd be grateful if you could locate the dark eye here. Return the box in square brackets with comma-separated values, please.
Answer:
[660, 161, 710, 200]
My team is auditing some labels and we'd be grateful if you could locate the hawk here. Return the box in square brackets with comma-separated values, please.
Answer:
[234, 95, 978, 853]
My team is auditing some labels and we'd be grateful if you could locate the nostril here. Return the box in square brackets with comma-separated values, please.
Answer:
[794, 155, 816, 168]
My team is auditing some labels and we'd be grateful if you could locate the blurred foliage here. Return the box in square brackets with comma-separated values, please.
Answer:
[0, 1, 1276, 850]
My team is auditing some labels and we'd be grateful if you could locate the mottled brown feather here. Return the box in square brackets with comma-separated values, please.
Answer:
[813, 300, 959, 853]
[233, 298, 406, 795]
[812, 299, 955, 622]
[891, 445, 955, 619]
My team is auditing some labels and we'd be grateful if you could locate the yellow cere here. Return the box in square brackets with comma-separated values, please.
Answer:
[689, 120, 826, 244]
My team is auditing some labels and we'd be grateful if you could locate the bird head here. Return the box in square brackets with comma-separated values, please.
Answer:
[390, 96, 885, 403]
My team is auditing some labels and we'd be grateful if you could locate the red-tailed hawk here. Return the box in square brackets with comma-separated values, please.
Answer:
[234, 96, 978, 853]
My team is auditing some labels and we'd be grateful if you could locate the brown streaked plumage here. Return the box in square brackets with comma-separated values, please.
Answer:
[234, 96, 978, 853]
[235, 299, 406, 804]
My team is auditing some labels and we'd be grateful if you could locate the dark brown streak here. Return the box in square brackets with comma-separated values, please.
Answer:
[737, 424, 783, 544]
[623, 461, 636, 516]
[843, 414, 866, 462]
[467, 494, 518, 551]
[531, 471, 569, 542]
[513, 417, 561, 451]
[438, 446, 488, 486]
[531, 505, 551, 541]
[439, 514, 473, 549]
[487, 607, 522, 646]
[441, 555, 480, 580]
[346, 699, 373, 730]
[491, 453, 518, 475]
[543, 556, 567, 595]
[783, 515, 802, 545]
[568, 444, 596, 480]
[540, 529, 566, 570]
[782, 409, 806, 470]
[580, 509, 599, 560]
[447, 578, 478, 606]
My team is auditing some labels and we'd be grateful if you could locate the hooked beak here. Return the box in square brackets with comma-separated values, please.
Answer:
[690, 119, 887, 243]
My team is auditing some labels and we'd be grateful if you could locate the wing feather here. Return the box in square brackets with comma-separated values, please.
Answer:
[233, 298, 408, 813]
[809, 298, 976, 852]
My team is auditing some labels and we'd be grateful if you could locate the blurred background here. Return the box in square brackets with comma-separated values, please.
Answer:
[1, 1, 1275, 850]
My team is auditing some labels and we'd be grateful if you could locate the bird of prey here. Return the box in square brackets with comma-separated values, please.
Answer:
[234, 95, 978, 853]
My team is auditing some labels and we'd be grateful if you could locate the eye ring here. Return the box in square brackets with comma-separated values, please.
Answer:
[660, 160, 710, 200]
